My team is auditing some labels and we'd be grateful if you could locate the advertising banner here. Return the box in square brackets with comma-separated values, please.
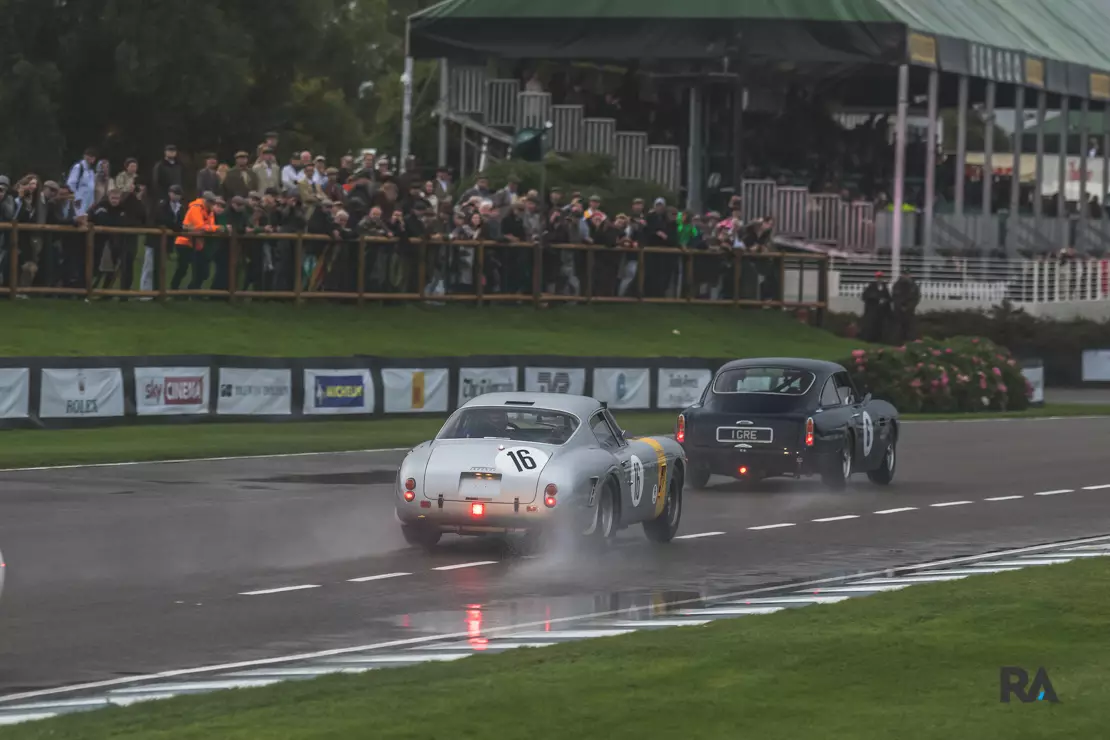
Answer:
[458, 366, 517, 406]
[0, 368, 30, 419]
[40, 368, 125, 419]
[523, 367, 586, 395]
[656, 368, 711, 409]
[381, 368, 448, 413]
[135, 367, 210, 416]
[592, 367, 651, 410]
[1020, 364, 1045, 405]
[1081, 350, 1110, 382]
[304, 369, 374, 415]
[217, 368, 292, 415]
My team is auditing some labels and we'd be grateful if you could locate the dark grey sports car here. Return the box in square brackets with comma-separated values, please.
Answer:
[678, 358, 899, 489]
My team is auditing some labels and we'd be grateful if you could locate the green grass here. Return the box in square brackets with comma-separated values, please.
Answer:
[0, 302, 856, 358]
[10, 557, 1105, 739]
[2, 404, 1108, 469]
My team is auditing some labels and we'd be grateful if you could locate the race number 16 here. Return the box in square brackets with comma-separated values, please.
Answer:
[507, 449, 536, 472]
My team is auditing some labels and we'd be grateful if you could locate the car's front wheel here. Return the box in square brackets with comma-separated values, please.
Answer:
[867, 436, 897, 485]
[400, 524, 442, 550]
[643, 467, 683, 543]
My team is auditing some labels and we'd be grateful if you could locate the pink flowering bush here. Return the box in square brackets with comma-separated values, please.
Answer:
[837, 337, 1030, 413]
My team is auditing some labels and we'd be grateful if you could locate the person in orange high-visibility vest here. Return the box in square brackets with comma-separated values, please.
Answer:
[171, 191, 225, 290]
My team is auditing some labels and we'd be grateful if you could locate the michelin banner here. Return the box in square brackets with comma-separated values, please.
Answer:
[524, 367, 586, 395]
[304, 369, 374, 415]
[40, 368, 125, 419]
[592, 367, 651, 410]
[217, 368, 292, 415]
[0, 368, 30, 419]
[458, 366, 517, 406]
[381, 368, 449, 413]
[656, 368, 711, 409]
[135, 367, 210, 416]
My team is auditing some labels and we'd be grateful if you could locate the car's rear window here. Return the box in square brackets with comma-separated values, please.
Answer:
[712, 367, 816, 396]
[438, 408, 579, 445]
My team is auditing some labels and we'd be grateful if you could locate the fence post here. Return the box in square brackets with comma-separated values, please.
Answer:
[228, 233, 239, 303]
[637, 245, 646, 300]
[417, 239, 428, 301]
[8, 222, 17, 298]
[585, 246, 595, 302]
[532, 241, 542, 308]
[476, 241, 486, 305]
[685, 250, 694, 302]
[158, 231, 168, 301]
[732, 250, 741, 307]
[293, 235, 304, 304]
[85, 226, 95, 299]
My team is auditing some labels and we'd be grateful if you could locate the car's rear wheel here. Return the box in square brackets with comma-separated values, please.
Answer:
[688, 465, 711, 490]
[643, 467, 683, 543]
[820, 435, 852, 491]
[588, 479, 619, 542]
[400, 524, 441, 550]
[867, 436, 897, 485]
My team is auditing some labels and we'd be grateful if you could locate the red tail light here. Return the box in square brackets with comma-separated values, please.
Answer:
[805, 417, 815, 447]
[544, 483, 557, 508]
[470, 502, 485, 517]
[405, 478, 416, 491]
[738, 466, 748, 475]
[676, 414, 686, 444]
[403, 490, 416, 502]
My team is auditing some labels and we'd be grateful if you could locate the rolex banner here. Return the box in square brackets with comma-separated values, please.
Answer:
[39, 368, 125, 419]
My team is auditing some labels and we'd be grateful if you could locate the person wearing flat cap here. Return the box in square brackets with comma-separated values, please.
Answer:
[224, 150, 259, 201]
[860, 270, 892, 343]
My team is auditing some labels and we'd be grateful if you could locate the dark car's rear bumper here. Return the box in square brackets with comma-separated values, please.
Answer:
[684, 444, 830, 479]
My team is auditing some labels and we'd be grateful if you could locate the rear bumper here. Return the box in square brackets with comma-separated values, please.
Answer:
[396, 499, 591, 535]
[685, 444, 830, 479]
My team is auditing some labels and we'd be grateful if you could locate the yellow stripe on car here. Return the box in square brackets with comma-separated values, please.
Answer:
[640, 438, 668, 517]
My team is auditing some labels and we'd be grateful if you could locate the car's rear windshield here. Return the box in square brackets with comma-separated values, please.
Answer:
[712, 367, 816, 396]
[437, 407, 580, 445]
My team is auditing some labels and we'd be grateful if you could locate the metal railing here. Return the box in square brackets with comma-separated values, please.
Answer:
[0, 223, 830, 315]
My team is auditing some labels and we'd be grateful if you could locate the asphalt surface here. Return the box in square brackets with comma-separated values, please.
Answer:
[2, 416, 1110, 695]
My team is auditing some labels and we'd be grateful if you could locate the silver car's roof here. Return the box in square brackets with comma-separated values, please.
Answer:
[459, 392, 602, 418]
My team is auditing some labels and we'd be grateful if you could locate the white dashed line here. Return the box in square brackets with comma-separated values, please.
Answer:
[674, 531, 725, 540]
[239, 585, 321, 596]
[748, 523, 796, 531]
[347, 572, 411, 583]
[432, 561, 498, 572]
[931, 501, 973, 508]
[985, 495, 1024, 502]
[1082, 484, 1110, 490]
[1034, 489, 1073, 496]
[812, 515, 860, 523]
[874, 507, 917, 515]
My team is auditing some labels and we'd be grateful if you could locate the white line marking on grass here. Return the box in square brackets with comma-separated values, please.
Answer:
[1082, 484, 1110, 490]
[431, 561, 498, 571]
[985, 495, 1024, 501]
[9, 534, 1110, 705]
[874, 507, 916, 515]
[1034, 489, 1073, 496]
[674, 531, 725, 540]
[0, 448, 410, 474]
[931, 501, 973, 508]
[347, 572, 411, 583]
[747, 523, 795, 530]
[812, 515, 860, 522]
[238, 585, 320, 596]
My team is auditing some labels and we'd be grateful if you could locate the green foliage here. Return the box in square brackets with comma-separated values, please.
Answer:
[839, 337, 1030, 414]
[0, 0, 441, 177]
[476, 153, 679, 213]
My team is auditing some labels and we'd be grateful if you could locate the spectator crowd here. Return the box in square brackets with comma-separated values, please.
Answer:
[0, 132, 787, 301]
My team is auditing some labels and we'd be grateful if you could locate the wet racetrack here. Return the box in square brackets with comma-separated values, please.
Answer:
[1, 415, 1110, 695]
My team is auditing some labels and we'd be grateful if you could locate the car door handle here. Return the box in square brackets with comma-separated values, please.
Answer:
[851, 413, 862, 418]
[620, 460, 630, 467]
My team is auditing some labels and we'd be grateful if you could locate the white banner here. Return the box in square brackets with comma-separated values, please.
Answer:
[458, 366, 517, 406]
[381, 368, 448, 413]
[40, 368, 125, 419]
[1021, 365, 1045, 404]
[524, 367, 586, 395]
[1082, 350, 1110, 382]
[0, 368, 30, 419]
[656, 368, 711, 409]
[135, 367, 209, 416]
[593, 368, 651, 409]
[217, 368, 292, 415]
[304, 369, 374, 415]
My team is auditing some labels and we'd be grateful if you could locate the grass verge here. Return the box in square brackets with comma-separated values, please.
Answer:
[9, 557, 1105, 739]
[2, 404, 1108, 469]
[0, 302, 856, 358]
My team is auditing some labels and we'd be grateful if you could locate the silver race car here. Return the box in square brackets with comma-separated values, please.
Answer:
[395, 392, 687, 549]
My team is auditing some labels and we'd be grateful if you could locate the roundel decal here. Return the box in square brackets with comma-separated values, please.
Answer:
[629, 455, 645, 506]
[861, 411, 874, 458]
[494, 446, 551, 476]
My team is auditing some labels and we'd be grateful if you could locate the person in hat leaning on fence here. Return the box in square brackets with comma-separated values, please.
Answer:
[891, 267, 921, 344]
[172, 191, 225, 291]
[860, 270, 892, 344]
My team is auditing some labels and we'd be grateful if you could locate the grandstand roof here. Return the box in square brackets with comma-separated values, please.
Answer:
[410, 0, 1110, 99]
